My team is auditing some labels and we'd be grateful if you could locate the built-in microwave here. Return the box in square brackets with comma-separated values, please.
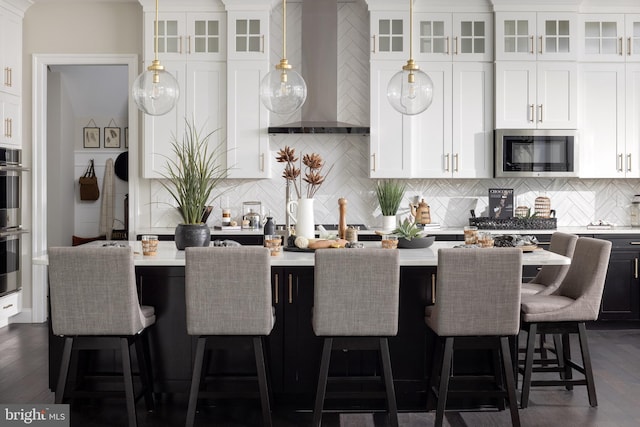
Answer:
[495, 129, 578, 178]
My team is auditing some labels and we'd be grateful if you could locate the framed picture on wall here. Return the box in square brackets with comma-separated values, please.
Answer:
[104, 127, 121, 148]
[83, 127, 100, 148]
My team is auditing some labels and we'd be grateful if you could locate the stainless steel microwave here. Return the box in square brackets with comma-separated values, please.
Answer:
[495, 129, 578, 178]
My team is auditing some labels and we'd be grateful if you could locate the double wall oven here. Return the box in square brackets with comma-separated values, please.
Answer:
[0, 148, 27, 298]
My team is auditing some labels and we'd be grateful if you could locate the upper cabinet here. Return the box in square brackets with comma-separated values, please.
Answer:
[414, 13, 493, 62]
[0, 6, 21, 97]
[495, 12, 577, 61]
[227, 11, 268, 61]
[370, 11, 409, 61]
[579, 14, 640, 62]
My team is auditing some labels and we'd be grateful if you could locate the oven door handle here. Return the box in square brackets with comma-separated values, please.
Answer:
[0, 229, 28, 238]
[0, 165, 29, 172]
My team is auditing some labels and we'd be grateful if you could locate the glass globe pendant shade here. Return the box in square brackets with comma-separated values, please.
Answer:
[387, 68, 434, 115]
[132, 65, 180, 116]
[260, 68, 307, 115]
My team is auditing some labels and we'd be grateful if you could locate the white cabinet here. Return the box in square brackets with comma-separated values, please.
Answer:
[140, 6, 227, 178]
[0, 92, 20, 148]
[495, 61, 577, 129]
[370, 11, 409, 61]
[579, 14, 640, 62]
[495, 12, 577, 61]
[0, 6, 21, 97]
[0, 290, 20, 327]
[579, 63, 640, 178]
[224, 5, 270, 178]
[415, 13, 493, 62]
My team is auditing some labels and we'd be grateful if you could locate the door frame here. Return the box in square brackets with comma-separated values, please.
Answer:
[31, 54, 139, 323]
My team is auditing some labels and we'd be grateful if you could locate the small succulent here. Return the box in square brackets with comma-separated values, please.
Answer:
[392, 218, 426, 241]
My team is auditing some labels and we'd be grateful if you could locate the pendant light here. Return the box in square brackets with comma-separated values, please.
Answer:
[260, 0, 307, 115]
[132, 0, 180, 116]
[387, 0, 433, 115]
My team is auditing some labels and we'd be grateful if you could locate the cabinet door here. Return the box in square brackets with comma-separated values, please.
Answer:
[412, 62, 452, 178]
[0, 93, 20, 148]
[626, 63, 640, 177]
[145, 12, 185, 61]
[495, 61, 536, 129]
[452, 13, 493, 62]
[579, 14, 625, 62]
[536, 13, 577, 61]
[371, 11, 408, 60]
[414, 13, 452, 61]
[0, 8, 21, 96]
[227, 11, 267, 60]
[186, 13, 226, 61]
[495, 12, 536, 61]
[578, 63, 625, 178]
[600, 250, 640, 320]
[536, 62, 577, 129]
[626, 15, 640, 61]
[452, 62, 493, 178]
[226, 60, 270, 178]
[369, 61, 411, 178]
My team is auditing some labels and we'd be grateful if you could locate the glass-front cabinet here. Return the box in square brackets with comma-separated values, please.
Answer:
[370, 11, 408, 60]
[227, 11, 268, 60]
[415, 13, 492, 62]
[496, 12, 577, 61]
[579, 14, 640, 62]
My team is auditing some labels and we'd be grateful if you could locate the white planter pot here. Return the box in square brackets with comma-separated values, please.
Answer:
[382, 215, 397, 232]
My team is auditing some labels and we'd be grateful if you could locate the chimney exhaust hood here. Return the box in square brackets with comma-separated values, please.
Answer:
[268, 0, 370, 135]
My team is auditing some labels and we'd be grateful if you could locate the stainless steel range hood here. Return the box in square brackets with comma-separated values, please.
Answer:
[267, 0, 370, 135]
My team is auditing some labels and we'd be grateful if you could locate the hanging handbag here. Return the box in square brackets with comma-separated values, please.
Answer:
[79, 159, 100, 201]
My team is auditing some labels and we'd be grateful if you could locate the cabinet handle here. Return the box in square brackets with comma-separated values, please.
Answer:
[537, 241, 551, 245]
[260, 153, 265, 172]
[2, 304, 13, 310]
[431, 273, 436, 304]
[179, 36, 183, 54]
[635, 258, 638, 280]
[261, 35, 265, 53]
[6, 67, 11, 87]
[453, 153, 459, 172]
[7, 119, 11, 138]
[288, 274, 293, 304]
[628, 154, 632, 172]
[530, 35, 534, 54]
[371, 153, 376, 171]
[446, 36, 450, 55]
[274, 273, 279, 304]
[629, 242, 640, 245]
[619, 37, 623, 56]
[629, 37, 632, 56]
[453, 36, 458, 55]
[529, 104, 535, 122]
[371, 35, 377, 53]
[539, 36, 543, 54]
[444, 153, 450, 172]
[538, 105, 543, 123]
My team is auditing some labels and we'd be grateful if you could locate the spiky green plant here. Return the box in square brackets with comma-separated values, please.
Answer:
[392, 218, 425, 241]
[376, 180, 407, 216]
[160, 119, 228, 224]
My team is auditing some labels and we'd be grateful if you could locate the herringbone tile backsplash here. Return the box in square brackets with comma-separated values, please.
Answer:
[149, 0, 640, 230]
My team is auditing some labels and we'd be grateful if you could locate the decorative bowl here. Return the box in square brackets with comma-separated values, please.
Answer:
[398, 235, 435, 249]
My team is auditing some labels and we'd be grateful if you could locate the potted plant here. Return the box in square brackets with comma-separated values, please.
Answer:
[375, 180, 406, 231]
[160, 118, 228, 250]
[392, 218, 435, 249]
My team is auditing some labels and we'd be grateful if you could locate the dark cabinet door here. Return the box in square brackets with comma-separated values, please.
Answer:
[599, 249, 640, 320]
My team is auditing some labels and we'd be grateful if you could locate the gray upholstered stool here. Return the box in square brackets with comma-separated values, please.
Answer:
[520, 237, 612, 409]
[48, 246, 156, 427]
[184, 247, 274, 427]
[426, 248, 522, 427]
[312, 248, 400, 427]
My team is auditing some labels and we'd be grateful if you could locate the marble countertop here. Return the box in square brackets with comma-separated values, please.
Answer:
[33, 241, 570, 267]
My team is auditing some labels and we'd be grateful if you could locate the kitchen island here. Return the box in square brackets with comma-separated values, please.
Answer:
[37, 242, 569, 411]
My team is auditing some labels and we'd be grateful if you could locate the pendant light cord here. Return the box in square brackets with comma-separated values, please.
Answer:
[409, 0, 414, 62]
[282, 0, 287, 60]
[154, 0, 159, 62]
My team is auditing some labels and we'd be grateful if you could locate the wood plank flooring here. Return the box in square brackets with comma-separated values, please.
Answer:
[1, 323, 640, 426]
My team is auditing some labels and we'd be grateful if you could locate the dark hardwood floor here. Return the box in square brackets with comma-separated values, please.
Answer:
[1, 323, 640, 426]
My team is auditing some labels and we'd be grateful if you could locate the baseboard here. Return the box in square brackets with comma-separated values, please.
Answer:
[9, 309, 34, 324]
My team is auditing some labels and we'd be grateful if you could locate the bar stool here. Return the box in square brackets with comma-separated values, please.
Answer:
[520, 237, 612, 409]
[48, 246, 156, 427]
[184, 246, 274, 427]
[312, 248, 400, 427]
[426, 248, 522, 427]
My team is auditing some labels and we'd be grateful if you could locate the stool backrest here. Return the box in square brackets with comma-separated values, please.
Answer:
[529, 232, 578, 291]
[432, 248, 522, 336]
[553, 237, 612, 320]
[185, 247, 273, 336]
[48, 246, 145, 336]
[313, 248, 400, 336]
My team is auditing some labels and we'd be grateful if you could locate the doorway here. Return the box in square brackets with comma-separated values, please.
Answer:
[31, 54, 139, 323]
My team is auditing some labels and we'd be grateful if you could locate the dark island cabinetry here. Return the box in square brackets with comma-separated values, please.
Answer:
[598, 236, 640, 321]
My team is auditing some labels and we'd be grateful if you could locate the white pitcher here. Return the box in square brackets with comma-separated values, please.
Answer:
[287, 198, 315, 239]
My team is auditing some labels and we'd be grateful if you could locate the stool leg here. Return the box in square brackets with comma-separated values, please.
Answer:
[253, 336, 273, 427]
[55, 337, 73, 404]
[427, 338, 444, 411]
[120, 337, 138, 427]
[313, 338, 333, 427]
[435, 337, 454, 427]
[520, 323, 537, 409]
[379, 338, 398, 427]
[562, 333, 573, 390]
[135, 333, 155, 412]
[186, 337, 207, 427]
[553, 334, 565, 379]
[578, 323, 598, 407]
[500, 337, 521, 427]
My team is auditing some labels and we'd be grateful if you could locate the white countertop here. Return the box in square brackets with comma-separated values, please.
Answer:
[33, 241, 570, 267]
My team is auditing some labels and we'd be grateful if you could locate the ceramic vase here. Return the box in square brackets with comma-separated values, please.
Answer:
[287, 198, 315, 239]
[382, 215, 397, 232]
[174, 223, 210, 250]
